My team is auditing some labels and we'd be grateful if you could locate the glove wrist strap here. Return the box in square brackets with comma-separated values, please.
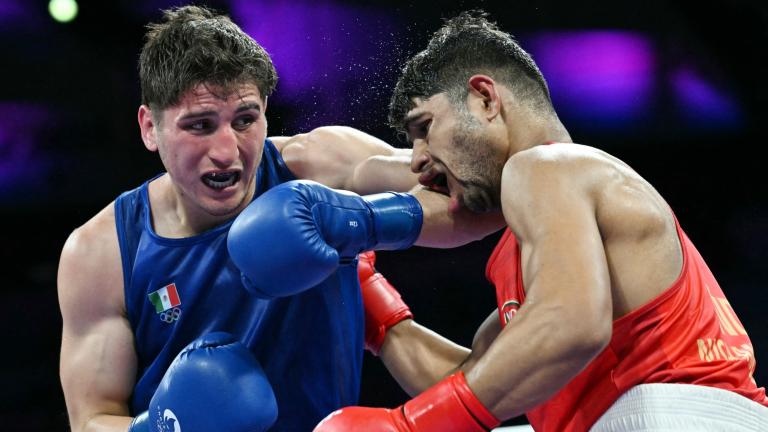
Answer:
[402, 371, 500, 431]
[361, 273, 413, 355]
[363, 192, 422, 250]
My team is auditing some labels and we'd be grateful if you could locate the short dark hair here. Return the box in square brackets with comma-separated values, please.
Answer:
[389, 11, 552, 135]
[139, 5, 277, 111]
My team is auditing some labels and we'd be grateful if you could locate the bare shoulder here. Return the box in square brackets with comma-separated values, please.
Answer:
[503, 142, 673, 239]
[501, 144, 604, 223]
[58, 202, 124, 326]
[503, 143, 617, 183]
[60, 202, 121, 279]
[503, 143, 655, 197]
[503, 143, 669, 227]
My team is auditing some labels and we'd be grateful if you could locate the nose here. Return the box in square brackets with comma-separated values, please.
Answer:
[410, 139, 430, 173]
[209, 126, 240, 166]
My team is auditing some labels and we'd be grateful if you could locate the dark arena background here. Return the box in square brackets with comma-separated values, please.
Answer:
[1, 0, 766, 430]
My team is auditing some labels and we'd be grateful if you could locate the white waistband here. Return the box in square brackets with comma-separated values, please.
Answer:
[590, 383, 768, 431]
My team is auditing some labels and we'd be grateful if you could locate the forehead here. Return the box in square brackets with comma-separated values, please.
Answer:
[405, 93, 455, 123]
[174, 82, 264, 111]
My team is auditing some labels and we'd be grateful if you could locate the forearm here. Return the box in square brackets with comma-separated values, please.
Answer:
[349, 152, 418, 194]
[463, 304, 608, 419]
[413, 187, 505, 248]
[349, 150, 504, 247]
[279, 127, 418, 193]
[80, 414, 133, 432]
[317, 316, 502, 431]
[379, 319, 470, 396]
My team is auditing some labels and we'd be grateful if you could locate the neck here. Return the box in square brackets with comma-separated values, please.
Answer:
[149, 175, 240, 238]
[504, 111, 571, 159]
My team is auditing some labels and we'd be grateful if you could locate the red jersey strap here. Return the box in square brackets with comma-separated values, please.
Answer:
[486, 228, 525, 326]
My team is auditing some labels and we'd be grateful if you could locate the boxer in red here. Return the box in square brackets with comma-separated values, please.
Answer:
[316, 11, 768, 432]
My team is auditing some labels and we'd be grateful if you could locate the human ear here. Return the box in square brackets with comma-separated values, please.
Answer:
[467, 75, 501, 121]
[138, 105, 159, 152]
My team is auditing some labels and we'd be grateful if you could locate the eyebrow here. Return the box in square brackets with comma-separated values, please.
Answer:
[177, 102, 262, 121]
[402, 111, 427, 131]
[236, 102, 262, 113]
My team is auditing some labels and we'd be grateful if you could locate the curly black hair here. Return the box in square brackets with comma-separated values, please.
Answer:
[389, 10, 551, 137]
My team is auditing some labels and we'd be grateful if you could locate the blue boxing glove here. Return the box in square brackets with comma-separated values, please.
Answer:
[228, 180, 422, 298]
[128, 332, 277, 432]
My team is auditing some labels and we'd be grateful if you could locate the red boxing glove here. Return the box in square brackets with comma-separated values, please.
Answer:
[314, 371, 500, 431]
[357, 251, 413, 355]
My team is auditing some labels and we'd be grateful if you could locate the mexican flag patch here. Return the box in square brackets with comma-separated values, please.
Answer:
[148, 283, 181, 313]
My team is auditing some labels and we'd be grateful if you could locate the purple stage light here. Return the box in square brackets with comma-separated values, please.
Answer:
[0, 103, 50, 197]
[0, 0, 45, 31]
[670, 66, 742, 130]
[0, 0, 25, 20]
[524, 31, 656, 130]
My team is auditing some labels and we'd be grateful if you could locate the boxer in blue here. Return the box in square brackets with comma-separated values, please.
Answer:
[56, 5, 501, 432]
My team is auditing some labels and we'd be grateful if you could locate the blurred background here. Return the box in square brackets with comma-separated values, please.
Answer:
[1, 0, 767, 429]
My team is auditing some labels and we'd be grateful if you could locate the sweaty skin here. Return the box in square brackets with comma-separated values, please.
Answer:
[379, 77, 683, 420]
[58, 83, 502, 432]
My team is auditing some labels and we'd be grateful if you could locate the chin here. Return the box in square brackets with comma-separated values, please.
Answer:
[201, 196, 248, 219]
[463, 189, 499, 214]
[464, 202, 491, 214]
[210, 206, 242, 218]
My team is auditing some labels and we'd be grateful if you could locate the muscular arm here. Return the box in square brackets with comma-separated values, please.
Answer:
[274, 126, 504, 247]
[58, 205, 137, 432]
[273, 126, 417, 193]
[463, 147, 613, 419]
[411, 186, 505, 248]
[379, 310, 501, 396]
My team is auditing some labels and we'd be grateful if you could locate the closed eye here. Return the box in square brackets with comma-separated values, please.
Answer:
[407, 119, 432, 144]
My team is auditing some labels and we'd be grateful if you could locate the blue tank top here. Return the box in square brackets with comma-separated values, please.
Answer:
[114, 139, 363, 430]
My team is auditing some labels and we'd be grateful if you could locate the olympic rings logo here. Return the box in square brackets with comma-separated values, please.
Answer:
[159, 307, 182, 323]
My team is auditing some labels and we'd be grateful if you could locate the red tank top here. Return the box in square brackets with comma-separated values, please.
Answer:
[485, 222, 767, 432]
